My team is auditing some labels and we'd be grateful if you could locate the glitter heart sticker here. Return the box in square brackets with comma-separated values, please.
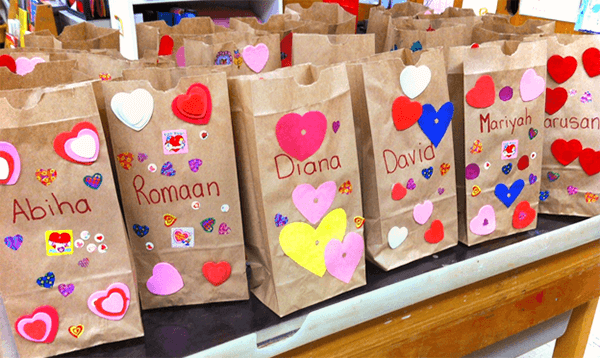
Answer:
[502, 163, 512, 175]
[338, 180, 352, 195]
[188, 159, 202, 173]
[440, 163, 450, 176]
[585, 192, 598, 203]
[540, 191, 550, 201]
[4, 234, 23, 251]
[202, 218, 216, 232]
[567, 186, 578, 195]
[138, 153, 148, 162]
[161, 162, 176, 176]
[274, 213, 288, 227]
[547, 171, 560, 182]
[470, 140, 483, 154]
[406, 178, 416, 190]
[218, 223, 231, 235]
[421, 166, 433, 179]
[529, 174, 537, 185]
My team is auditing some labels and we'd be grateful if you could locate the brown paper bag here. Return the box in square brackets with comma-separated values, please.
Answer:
[459, 40, 548, 246]
[228, 64, 366, 317]
[540, 35, 600, 216]
[472, 17, 555, 44]
[367, 2, 430, 53]
[348, 48, 458, 270]
[284, 2, 356, 34]
[0, 60, 92, 91]
[292, 33, 375, 66]
[0, 83, 143, 358]
[184, 32, 281, 75]
[385, 18, 471, 53]
[101, 72, 248, 309]
[121, 66, 222, 88]
[25, 23, 120, 51]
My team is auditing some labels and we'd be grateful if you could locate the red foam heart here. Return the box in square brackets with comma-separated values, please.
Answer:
[551, 139, 582, 166]
[15, 306, 59, 343]
[392, 96, 422, 131]
[424, 220, 444, 244]
[172, 83, 212, 125]
[0, 151, 15, 185]
[53, 121, 99, 165]
[471, 43, 479, 49]
[202, 261, 231, 286]
[276, 111, 328, 162]
[391, 182, 407, 201]
[582, 47, 600, 78]
[579, 148, 600, 176]
[512, 201, 536, 229]
[158, 35, 174, 56]
[24, 321, 46, 341]
[281, 32, 292, 67]
[547, 55, 577, 84]
[0, 55, 16, 73]
[466, 75, 495, 108]
[517, 155, 529, 171]
[93, 287, 129, 318]
[545, 87, 567, 115]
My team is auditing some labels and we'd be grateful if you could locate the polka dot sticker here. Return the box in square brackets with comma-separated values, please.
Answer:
[146, 242, 154, 251]
[80, 231, 90, 240]
[530, 152, 537, 160]
[191, 201, 200, 210]
[98, 244, 107, 253]
[86, 244, 97, 253]
[199, 130, 209, 140]
[94, 233, 104, 243]
[148, 163, 157, 173]
[484, 162, 491, 170]
[75, 239, 85, 249]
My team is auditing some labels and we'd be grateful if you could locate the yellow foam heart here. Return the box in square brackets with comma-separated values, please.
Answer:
[279, 208, 347, 277]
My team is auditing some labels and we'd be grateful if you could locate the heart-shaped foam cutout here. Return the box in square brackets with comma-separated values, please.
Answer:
[547, 55, 577, 84]
[520, 69, 545, 102]
[0, 55, 16, 73]
[111, 89, 154, 131]
[469, 205, 496, 236]
[417, 102, 454, 148]
[279, 208, 346, 276]
[202, 261, 231, 286]
[53, 122, 99, 165]
[582, 47, 600, 78]
[413, 200, 433, 225]
[517, 155, 529, 170]
[158, 35, 174, 56]
[392, 96, 422, 131]
[400, 65, 431, 99]
[512, 201, 536, 229]
[15, 57, 45, 76]
[243, 43, 269, 73]
[87, 282, 130, 321]
[276, 111, 327, 162]
[324, 232, 364, 283]
[424, 220, 444, 244]
[388, 226, 408, 249]
[176, 46, 186, 67]
[292, 181, 336, 224]
[391, 182, 407, 201]
[551, 139, 582, 166]
[147, 262, 184, 295]
[545, 87, 567, 115]
[466, 75, 495, 108]
[172, 83, 213, 125]
[495, 179, 525, 208]
[15, 306, 59, 343]
[0, 142, 20, 185]
[579, 148, 600, 176]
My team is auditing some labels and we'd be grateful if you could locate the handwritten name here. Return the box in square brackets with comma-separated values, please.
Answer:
[544, 116, 600, 130]
[384, 144, 435, 174]
[13, 193, 91, 224]
[480, 108, 532, 134]
[133, 175, 220, 205]
[274, 154, 341, 180]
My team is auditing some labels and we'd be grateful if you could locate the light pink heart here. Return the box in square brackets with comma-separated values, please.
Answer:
[292, 181, 337, 224]
[146, 262, 184, 296]
[275, 111, 327, 162]
[413, 200, 433, 225]
[324, 232, 364, 283]
[520, 68, 545, 102]
[242, 43, 269, 73]
[176, 47, 185, 67]
[16, 312, 52, 342]
[15, 57, 45, 76]
[0, 141, 21, 185]
[64, 128, 99, 163]
[469, 205, 496, 236]
[87, 282, 130, 321]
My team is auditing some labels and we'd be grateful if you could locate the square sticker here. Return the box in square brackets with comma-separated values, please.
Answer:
[171, 227, 194, 248]
[501, 140, 518, 160]
[163, 130, 188, 155]
[45, 230, 74, 256]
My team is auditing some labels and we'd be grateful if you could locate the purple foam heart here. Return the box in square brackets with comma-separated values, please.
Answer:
[499, 86, 513, 101]
[188, 159, 202, 173]
[58, 283, 74, 297]
[332, 121, 340, 133]
[4, 234, 23, 251]
[465, 163, 480, 180]
[406, 178, 416, 190]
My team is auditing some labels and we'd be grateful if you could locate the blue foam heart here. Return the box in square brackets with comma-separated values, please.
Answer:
[133, 224, 149, 237]
[495, 179, 525, 208]
[417, 102, 454, 148]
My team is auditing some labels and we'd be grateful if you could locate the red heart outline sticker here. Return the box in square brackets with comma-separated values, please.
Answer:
[53, 122, 99, 165]
[93, 288, 129, 317]
[158, 35, 174, 56]
[424, 219, 444, 244]
[172, 83, 212, 125]
[512, 201, 536, 229]
[547, 55, 577, 84]
[545, 87, 568, 115]
[579, 148, 600, 176]
[0, 55, 17, 73]
[392, 96, 422, 131]
[582, 47, 600, 78]
[0, 151, 15, 185]
[551, 139, 582, 166]
[202, 261, 231, 286]
[87, 283, 131, 321]
[466, 75, 495, 108]
[14, 305, 59, 343]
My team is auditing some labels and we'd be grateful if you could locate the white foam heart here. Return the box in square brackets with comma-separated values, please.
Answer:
[111, 89, 154, 131]
[400, 65, 432, 99]
[0, 157, 9, 180]
[388, 226, 408, 249]
[70, 135, 96, 159]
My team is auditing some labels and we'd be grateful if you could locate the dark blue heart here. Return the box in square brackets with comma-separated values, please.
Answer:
[495, 179, 525, 208]
[422, 167, 433, 179]
[539, 191, 549, 201]
[417, 102, 454, 148]
[133, 224, 149, 237]
[36, 272, 55, 289]
[502, 163, 513, 175]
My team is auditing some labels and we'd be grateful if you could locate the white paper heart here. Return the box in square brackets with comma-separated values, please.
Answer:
[388, 226, 408, 249]
[69, 135, 96, 159]
[0, 158, 8, 180]
[111, 89, 154, 131]
[400, 65, 432, 99]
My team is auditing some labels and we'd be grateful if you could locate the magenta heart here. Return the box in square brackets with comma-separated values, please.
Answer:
[324, 232, 364, 283]
[138, 153, 148, 162]
[567, 185, 578, 195]
[438, 188, 444, 195]
[275, 111, 327, 162]
[218, 222, 231, 235]
[332, 121, 340, 133]
[292, 181, 337, 224]
[58, 283, 74, 297]
[406, 178, 416, 190]
[188, 159, 202, 173]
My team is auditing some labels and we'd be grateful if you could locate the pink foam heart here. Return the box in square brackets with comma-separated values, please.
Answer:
[64, 128, 99, 163]
[0, 141, 21, 185]
[469, 205, 496, 236]
[324, 232, 364, 283]
[15, 57, 45, 76]
[413, 200, 433, 225]
[292, 181, 336, 224]
[275, 111, 327, 162]
[87, 282, 130, 321]
[243, 43, 269, 73]
[176, 47, 185, 67]
[146, 262, 184, 296]
[16, 312, 52, 342]
[520, 68, 545, 102]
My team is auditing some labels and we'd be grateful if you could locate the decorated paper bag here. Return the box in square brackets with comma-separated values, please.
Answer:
[184, 32, 281, 75]
[284, 2, 356, 34]
[101, 72, 248, 309]
[0, 83, 143, 358]
[472, 17, 555, 44]
[25, 23, 119, 51]
[292, 34, 375, 66]
[228, 64, 366, 317]
[460, 40, 547, 246]
[384, 19, 471, 53]
[349, 48, 458, 270]
[541, 35, 600, 216]
[367, 2, 430, 53]
[122, 66, 222, 88]
[0, 60, 92, 91]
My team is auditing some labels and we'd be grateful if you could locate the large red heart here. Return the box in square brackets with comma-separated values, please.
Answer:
[15, 305, 59, 343]
[547, 55, 577, 84]
[551, 139, 582, 166]
[53, 121, 99, 165]
[579, 148, 600, 176]
[466, 75, 495, 108]
[202, 261, 231, 286]
[172, 83, 212, 125]
[512, 201, 536, 229]
[158, 35, 174, 56]
[582, 47, 600, 78]
[0, 55, 16, 73]
[93, 287, 129, 318]
[391, 182, 407, 201]
[545, 87, 567, 115]
[392, 96, 422, 131]
[424, 220, 444, 244]
[0, 151, 15, 185]
[276, 111, 328, 162]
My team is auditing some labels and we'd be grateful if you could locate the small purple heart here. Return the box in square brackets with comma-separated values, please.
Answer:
[332, 121, 340, 133]
[161, 162, 176, 177]
[138, 153, 148, 162]
[188, 159, 203, 173]
[529, 174, 537, 185]
[483, 218, 489, 226]
[4, 234, 23, 251]
[465, 163, 480, 180]
[499, 86, 513, 101]
[406, 178, 416, 190]
[438, 188, 444, 195]
[567, 185, 578, 195]
[58, 283, 74, 297]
